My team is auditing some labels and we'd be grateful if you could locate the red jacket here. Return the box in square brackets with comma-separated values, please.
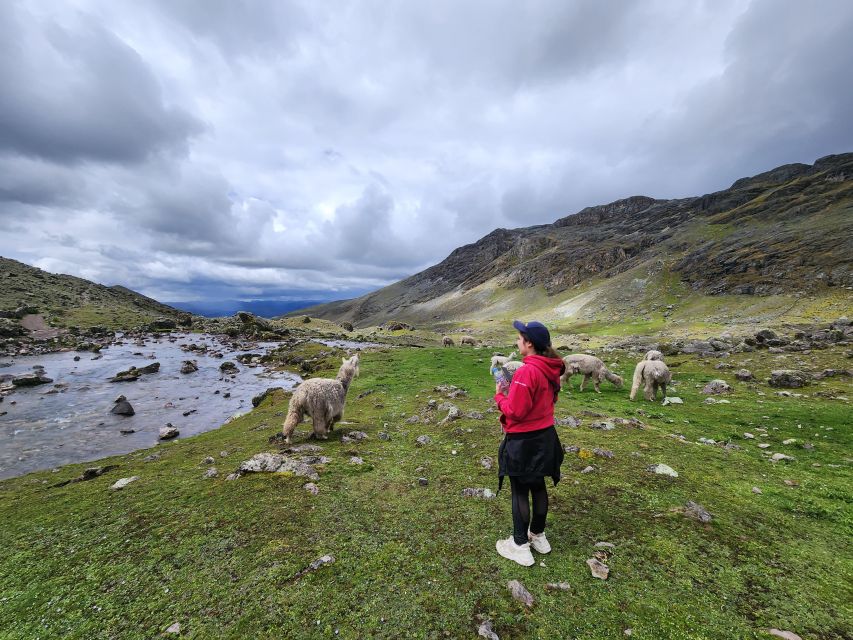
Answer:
[494, 354, 565, 433]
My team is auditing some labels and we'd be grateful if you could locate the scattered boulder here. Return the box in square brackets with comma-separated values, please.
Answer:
[136, 362, 160, 374]
[648, 463, 678, 477]
[477, 619, 500, 640]
[159, 424, 180, 440]
[544, 582, 571, 591]
[109, 367, 141, 383]
[12, 372, 53, 386]
[203, 468, 218, 479]
[754, 328, 777, 343]
[556, 415, 580, 428]
[480, 456, 494, 470]
[662, 397, 683, 405]
[340, 322, 354, 332]
[165, 622, 182, 635]
[771, 453, 796, 462]
[768, 370, 809, 388]
[219, 361, 239, 374]
[752, 487, 762, 494]
[341, 431, 368, 443]
[416, 435, 432, 446]
[507, 580, 534, 607]
[236, 453, 320, 480]
[702, 379, 732, 394]
[109, 476, 139, 491]
[180, 360, 199, 374]
[735, 369, 754, 381]
[303, 482, 319, 495]
[586, 558, 609, 580]
[684, 501, 713, 523]
[767, 630, 802, 640]
[418, 477, 429, 486]
[461, 487, 495, 499]
[111, 398, 135, 416]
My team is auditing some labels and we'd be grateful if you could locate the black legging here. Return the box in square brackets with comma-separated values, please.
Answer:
[509, 476, 548, 545]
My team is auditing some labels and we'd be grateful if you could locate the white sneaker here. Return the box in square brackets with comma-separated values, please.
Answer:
[496, 536, 535, 566]
[528, 530, 551, 554]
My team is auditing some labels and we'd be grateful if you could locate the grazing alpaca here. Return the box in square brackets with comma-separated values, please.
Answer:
[442, 336, 455, 347]
[644, 350, 664, 361]
[282, 355, 360, 444]
[460, 336, 477, 346]
[629, 359, 671, 401]
[502, 359, 524, 377]
[561, 354, 623, 392]
[489, 352, 517, 372]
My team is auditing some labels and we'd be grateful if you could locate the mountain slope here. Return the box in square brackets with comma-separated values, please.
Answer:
[0, 257, 188, 329]
[298, 153, 853, 328]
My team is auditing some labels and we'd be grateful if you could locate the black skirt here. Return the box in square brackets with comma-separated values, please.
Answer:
[497, 425, 564, 491]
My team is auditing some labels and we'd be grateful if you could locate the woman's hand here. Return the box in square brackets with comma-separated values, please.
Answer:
[496, 381, 509, 396]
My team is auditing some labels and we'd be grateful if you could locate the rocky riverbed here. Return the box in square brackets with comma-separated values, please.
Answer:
[0, 332, 303, 479]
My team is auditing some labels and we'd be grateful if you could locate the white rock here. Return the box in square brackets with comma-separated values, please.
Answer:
[581, 465, 595, 474]
[743, 433, 755, 439]
[594, 541, 616, 549]
[165, 622, 181, 634]
[771, 453, 795, 462]
[662, 397, 683, 405]
[109, 476, 139, 490]
[752, 487, 762, 494]
[767, 630, 802, 640]
[758, 443, 771, 449]
[648, 463, 678, 477]
[782, 438, 797, 445]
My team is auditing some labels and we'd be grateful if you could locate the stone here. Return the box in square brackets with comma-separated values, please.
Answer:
[237, 453, 320, 480]
[782, 438, 797, 445]
[416, 435, 432, 446]
[581, 465, 595, 474]
[136, 362, 160, 374]
[586, 558, 609, 580]
[418, 477, 429, 486]
[378, 432, 390, 440]
[477, 619, 500, 640]
[556, 415, 580, 428]
[165, 622, 181, 634]
[743, 433, 755, 439]
[544, 582, 571, 591]
[767, 630, 802, 640]
[303, 482, 319, 495]
[220, 361, 239, 374]
[480, 456, 494, 470]
[461, 487, 495, 499]
[684, 501, 713, 523]
[702, 379, 732, 394]
[735, 369, 754, 381]
[648, 463, 678, 477]
[109, 476, 139, 490]
[180, 360, 198, 374]
[771, 453, 795, 462]
[768, 370, 809, 388]
[752, 487, 762, 494]
[203, 468, 218, 479]
[12, 372, 53, 386]
[109, 367, 140, 383]
[662, 397, 683, 405]
[111, 399, 135, 416]
[349, 456, 364, 465]
[592, 448, 614, 459]
[203, 456, 215, 464]
[589, 421, 615, 430]
[507, 580, 534, 607]
[252, 387, 283, 407]
[758, 443, 771, 449]
[159, 424, 180, 440]
[595, 541, 616, 549]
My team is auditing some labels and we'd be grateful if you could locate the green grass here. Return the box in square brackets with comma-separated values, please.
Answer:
[0, 345, 851, 639]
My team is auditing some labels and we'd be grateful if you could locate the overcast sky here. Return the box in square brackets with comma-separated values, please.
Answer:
[1, 0, 852, 303]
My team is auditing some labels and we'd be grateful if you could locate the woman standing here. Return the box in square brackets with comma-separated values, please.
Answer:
[494, 320, 565, 567]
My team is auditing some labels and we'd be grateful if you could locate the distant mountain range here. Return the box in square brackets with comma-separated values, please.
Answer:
[168, 299, 324, 318]
[297, 153, 853, 329]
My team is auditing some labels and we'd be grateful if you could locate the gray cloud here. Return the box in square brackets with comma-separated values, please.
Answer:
[0, 0, 851, 304]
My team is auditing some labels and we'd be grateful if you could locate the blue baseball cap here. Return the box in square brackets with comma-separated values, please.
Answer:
[512, 320, 551, 350]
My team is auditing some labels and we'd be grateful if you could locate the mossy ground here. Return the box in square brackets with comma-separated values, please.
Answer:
[0, 344, 850, 639]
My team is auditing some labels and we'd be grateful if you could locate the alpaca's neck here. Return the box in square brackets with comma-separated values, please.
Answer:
[337, 367, 355, 392]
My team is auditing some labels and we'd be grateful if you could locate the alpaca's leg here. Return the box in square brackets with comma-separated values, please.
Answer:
[312, 413, 328, 440]
[660, 381, 667, 399]
[593, 373, 602, 393]
[644, 378, 654, 401]
[579, 374, 588, 392]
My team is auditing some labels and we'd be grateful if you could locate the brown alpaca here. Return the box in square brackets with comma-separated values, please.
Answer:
[282, 355, 360, 444]
[460, 336, 477, 346]
[442, 336, 455, 347]
[561, 354, 623, 392]
[629, 359, 671, 401]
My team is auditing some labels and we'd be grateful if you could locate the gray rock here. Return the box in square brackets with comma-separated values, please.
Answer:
[219, 361, 239, 374]
[237, 453, 320, 480]
[594, 541, 616, 549]
[378, 432, 390, 441]
[416, 435, 432, 446]
[480, 456, 494, 470]
[648, 463, 678, 477]
[586, 558, 609, 579]
[768, 370, 809, 388]
[556, 415, 580, 428]
[203, 468, 218, 478]
[581, 465, 595, 474]
[203, 456, 215, 464]
[735, 369, 754, 381]
[702, 379, 732, 394]
[180, 360, 198, 374]
[159, 424, 179, 440]
[418, 477, 429, 486]
[544, 582, 571, 591]
[589, 421, 615, 431]
[349, 456, 364, 465]
[662, 397, 683, 405]
[461, 487, 495, 499]
[771, 453, 795, 462]
[109, 476, 139, 490]
[684, 500, 713, 523]
[111, 399, 135, 416]
[405, 415, 420, 424]
[12, 372, 53, 386]
[507, 580, 534, 607]
[303, 482, 319, 495]
[477, 619, 500, 640]
[592, 448, 614, 459]
[165, 622, 181, 634]
[752, 487, 762, 494]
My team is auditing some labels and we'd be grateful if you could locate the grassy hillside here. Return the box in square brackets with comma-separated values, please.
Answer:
[1, 342, 850, 639]
[0, 257, 186, 330]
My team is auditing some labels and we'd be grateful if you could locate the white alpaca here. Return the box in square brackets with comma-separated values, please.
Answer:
[282, 355, 360, 444]
[460, 336, 477, 346]
[489, 352, 517, 372]
[561, 354, 623, 392]
[442, 336, 455, 347]
[629, 359, 671, 401]
[644, 350, 664, 361]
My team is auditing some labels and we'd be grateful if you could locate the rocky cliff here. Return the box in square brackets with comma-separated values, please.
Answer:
[299, 153, 853, 327]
